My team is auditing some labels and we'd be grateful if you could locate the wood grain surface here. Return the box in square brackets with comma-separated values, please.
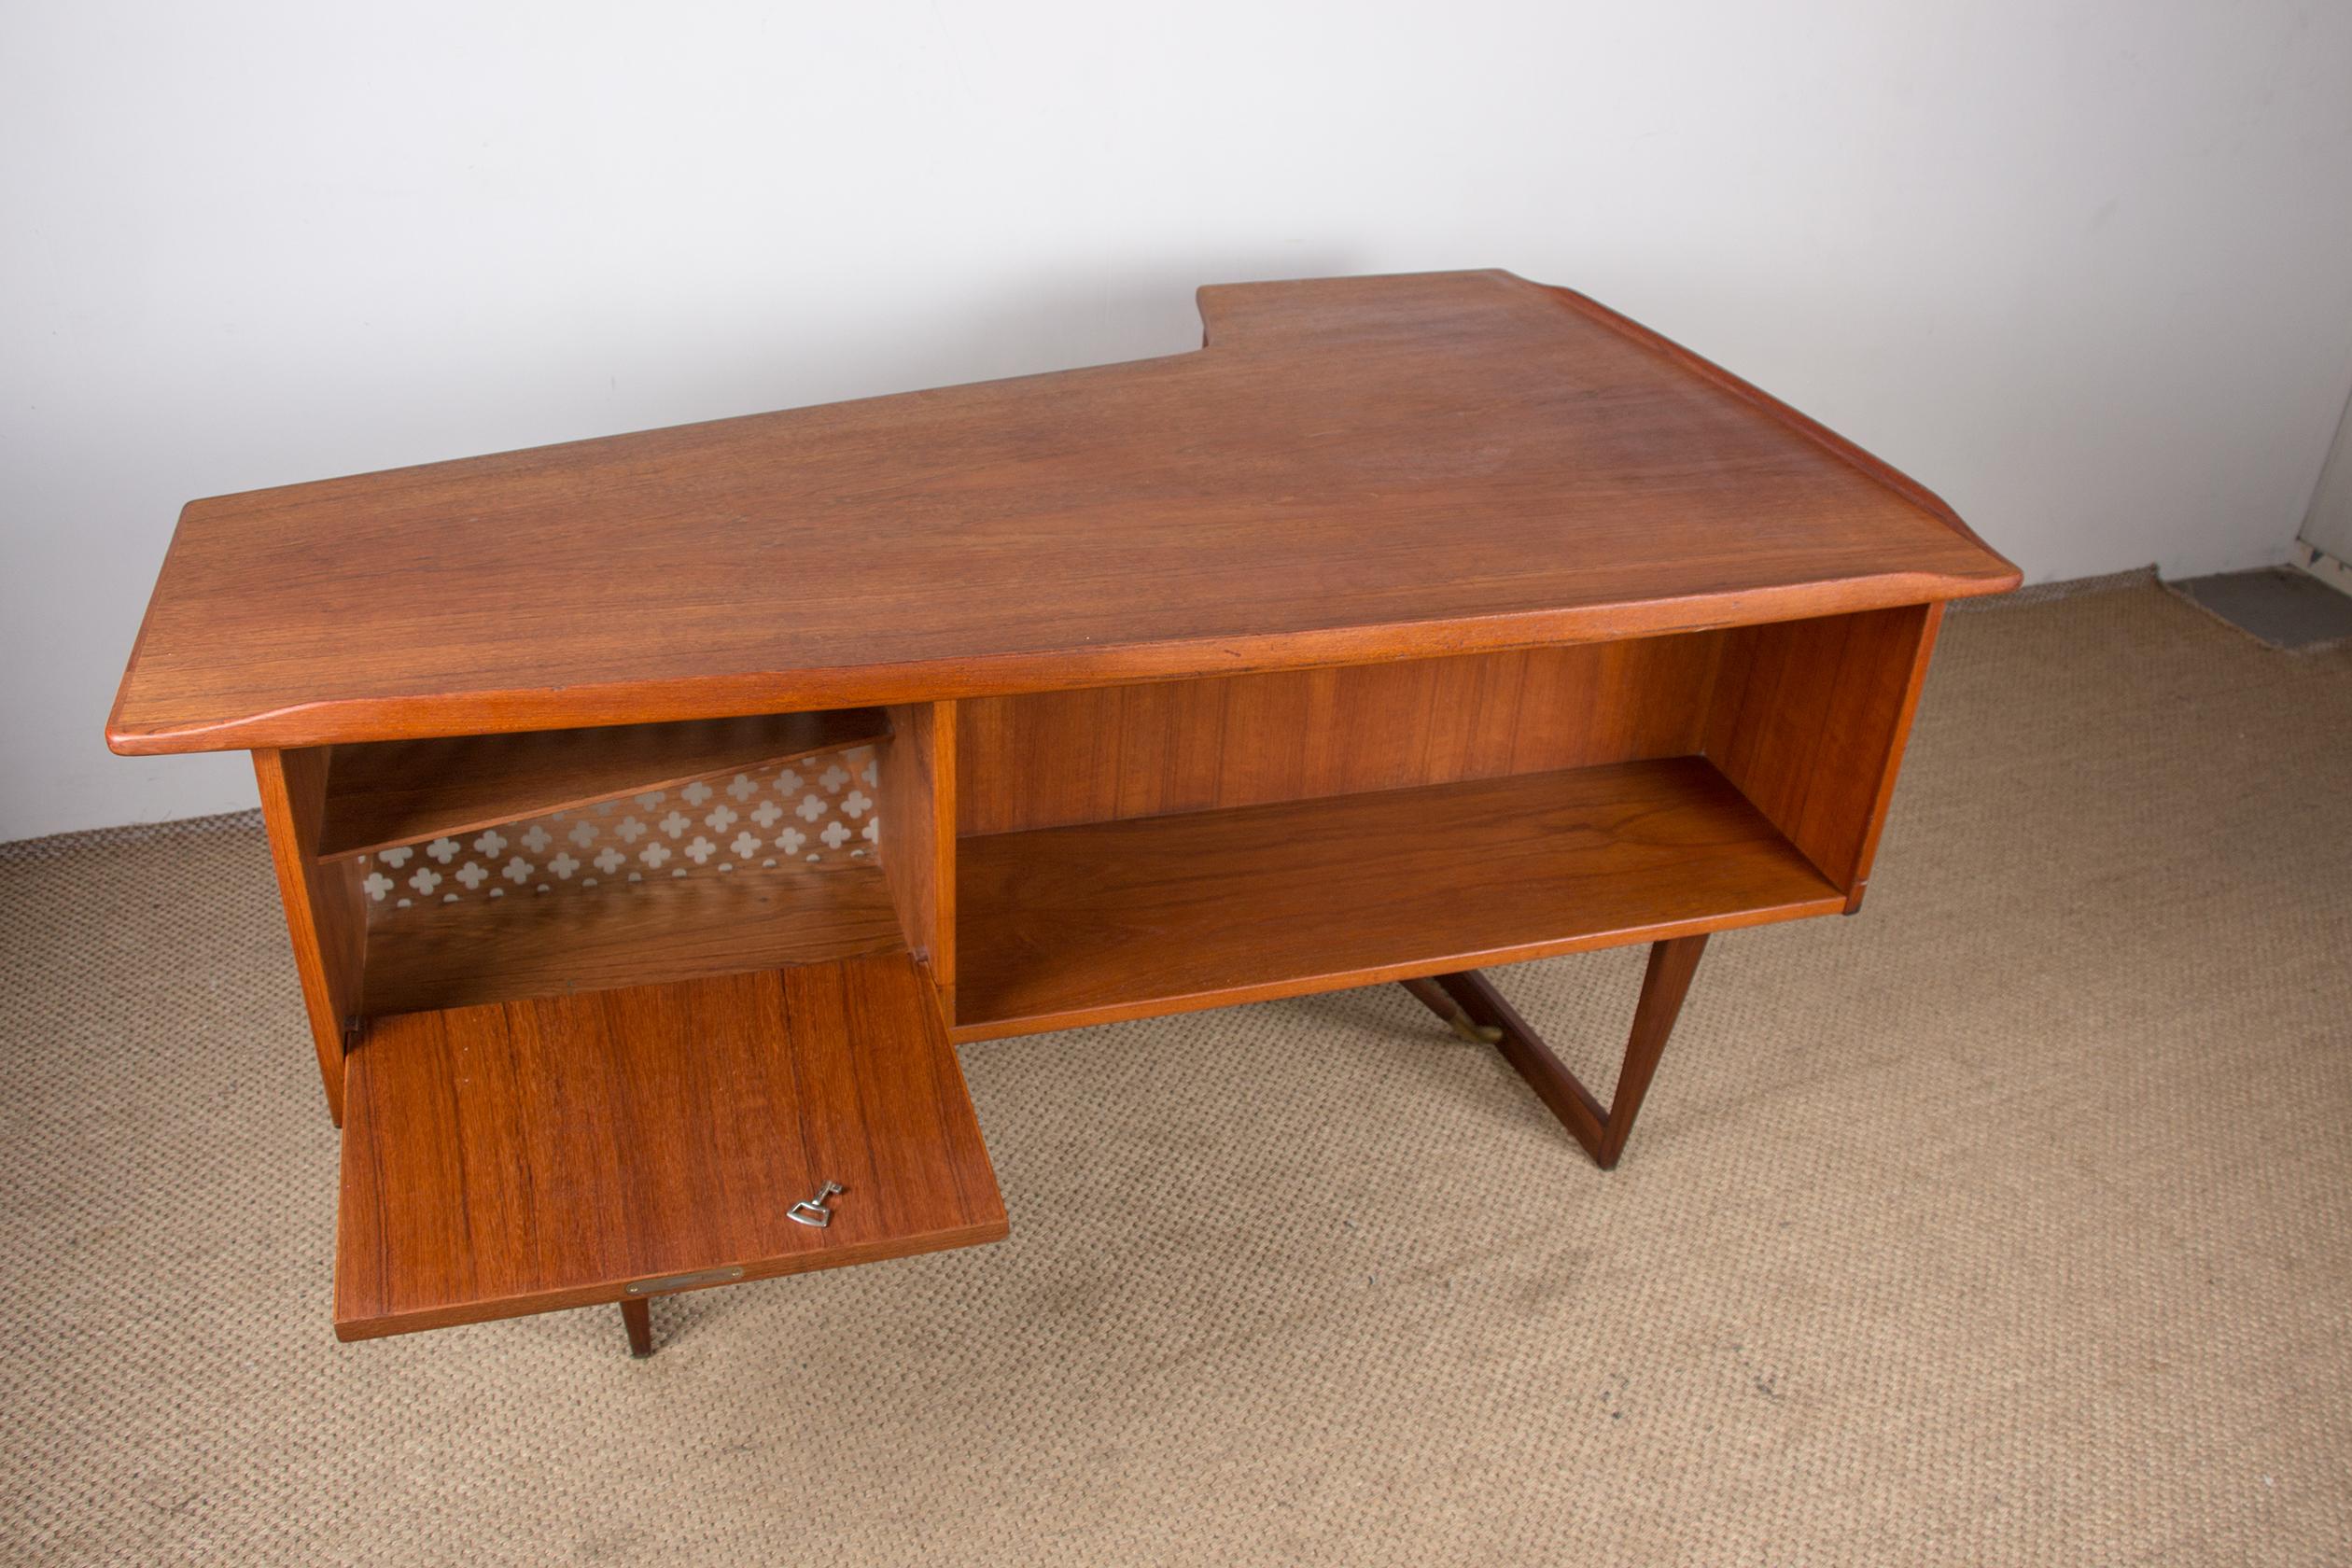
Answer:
[878, 702, 956, 1006]
[954, 757, 1843, 1041]
[253, 747, 367, 1124]
[1704, 603, 1936, 895]
[956, 636, 1726, 836]
[109, 271, 2016, 755]
[336, 955, 1006, 1339]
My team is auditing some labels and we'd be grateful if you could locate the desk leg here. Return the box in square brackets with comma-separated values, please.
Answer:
[621, 1297, 655, 1359]
[1402, 935, 1708, 1170]
[1398, 976, 1504, 1044]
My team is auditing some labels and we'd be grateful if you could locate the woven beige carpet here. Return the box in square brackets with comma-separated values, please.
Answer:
[4, 576, 2348, 1564]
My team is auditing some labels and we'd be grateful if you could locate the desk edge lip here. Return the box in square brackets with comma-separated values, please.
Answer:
[106, 567, 2018, 756]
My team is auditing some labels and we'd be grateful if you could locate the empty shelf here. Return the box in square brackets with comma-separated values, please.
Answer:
[954, 756, 1842, 1039]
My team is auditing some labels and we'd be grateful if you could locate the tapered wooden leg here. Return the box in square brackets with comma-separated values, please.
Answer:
[1401, 935, 1709, 1169]
[620, 1296, 655, 1358]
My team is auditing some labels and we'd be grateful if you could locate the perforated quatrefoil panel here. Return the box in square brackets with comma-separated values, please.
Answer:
[357, 745, 881, 915]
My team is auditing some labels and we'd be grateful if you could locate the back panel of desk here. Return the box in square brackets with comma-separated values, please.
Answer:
[955, 604, 1940, 905]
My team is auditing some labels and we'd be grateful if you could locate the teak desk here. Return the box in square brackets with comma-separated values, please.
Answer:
[109, 271, 2018, 1357]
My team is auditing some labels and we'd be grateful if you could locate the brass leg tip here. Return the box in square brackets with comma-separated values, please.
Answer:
[1446, 1014, 1505, 1045]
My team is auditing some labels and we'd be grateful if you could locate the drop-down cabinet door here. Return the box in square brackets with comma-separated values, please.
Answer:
[333, 953, 1004, 1340]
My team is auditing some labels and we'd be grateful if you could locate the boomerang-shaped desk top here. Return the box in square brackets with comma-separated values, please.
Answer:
[110, 271, 2017, 1355]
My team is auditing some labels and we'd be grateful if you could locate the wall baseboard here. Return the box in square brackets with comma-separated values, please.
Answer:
[2291, 538, 2352, 600]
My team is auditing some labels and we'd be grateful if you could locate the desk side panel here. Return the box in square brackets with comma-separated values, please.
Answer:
[254, 747, 367, 1125]
[879, 702, 957, 1018]
[1701, 603, 1941, 902]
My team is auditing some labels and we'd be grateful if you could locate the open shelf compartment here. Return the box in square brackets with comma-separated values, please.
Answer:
[323, 709, 934, 1017]
[947, 602, 1944, 1041]
[953, 755, 1845, 1040]
[334, 953, 1006, 1339]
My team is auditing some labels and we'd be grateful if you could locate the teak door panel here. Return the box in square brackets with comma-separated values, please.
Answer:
[334, 954, 1006, 1339]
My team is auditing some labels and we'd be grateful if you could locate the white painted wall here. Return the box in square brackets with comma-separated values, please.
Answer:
[7, 0, 2352, 841]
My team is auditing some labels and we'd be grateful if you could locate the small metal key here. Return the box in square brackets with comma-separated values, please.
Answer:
[788, 1180, 846, 1228]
